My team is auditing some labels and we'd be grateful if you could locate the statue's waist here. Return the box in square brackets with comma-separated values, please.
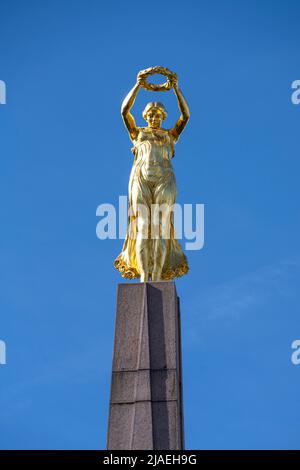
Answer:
[134, 162, 173, 183]
[139, 153, 171, 166]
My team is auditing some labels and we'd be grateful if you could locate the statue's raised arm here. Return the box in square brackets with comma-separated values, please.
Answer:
[169, 75, 190, 142]
[121, 72, 146, 141]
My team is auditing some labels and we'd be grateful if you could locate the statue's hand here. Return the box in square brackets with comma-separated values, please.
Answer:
[137, 70, 148, 87]
[170, 74, 179, 90]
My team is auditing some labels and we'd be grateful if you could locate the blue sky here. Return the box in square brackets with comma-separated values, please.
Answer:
[0, 0, 300, 450]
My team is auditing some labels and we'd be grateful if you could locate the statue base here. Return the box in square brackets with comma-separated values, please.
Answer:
[107, 281, 184, 450]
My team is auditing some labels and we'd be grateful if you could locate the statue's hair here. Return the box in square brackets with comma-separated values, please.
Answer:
[142, 102, 167, 121]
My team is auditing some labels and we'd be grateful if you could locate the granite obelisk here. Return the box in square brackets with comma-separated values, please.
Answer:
[107, 281, 184, 450]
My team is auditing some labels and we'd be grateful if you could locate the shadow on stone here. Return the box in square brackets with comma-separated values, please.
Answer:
[147, 284, 170, 449]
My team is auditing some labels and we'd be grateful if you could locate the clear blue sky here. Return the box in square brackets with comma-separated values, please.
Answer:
[1, 0, 300, 450]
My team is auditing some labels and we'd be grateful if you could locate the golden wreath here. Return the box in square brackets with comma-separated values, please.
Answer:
[138, 66, 177, 92]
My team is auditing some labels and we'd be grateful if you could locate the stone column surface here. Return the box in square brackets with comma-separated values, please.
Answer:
[107, 281, 184, 450]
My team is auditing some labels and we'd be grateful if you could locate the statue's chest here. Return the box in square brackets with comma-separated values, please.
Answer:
[137, 128, 171, 146]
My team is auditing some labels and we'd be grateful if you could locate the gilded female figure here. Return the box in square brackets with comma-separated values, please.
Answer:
[114, 67, 190, 282]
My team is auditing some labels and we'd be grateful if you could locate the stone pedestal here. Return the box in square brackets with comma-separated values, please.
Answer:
[107, 281, 184, 450]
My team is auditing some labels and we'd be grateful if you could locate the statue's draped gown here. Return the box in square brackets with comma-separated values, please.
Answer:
[114, 127, 189, 280]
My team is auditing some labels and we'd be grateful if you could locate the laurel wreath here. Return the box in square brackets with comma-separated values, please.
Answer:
[138, 66, 177, 92]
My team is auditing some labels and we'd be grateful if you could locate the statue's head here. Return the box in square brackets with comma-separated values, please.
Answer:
[143, 102, 167, 129]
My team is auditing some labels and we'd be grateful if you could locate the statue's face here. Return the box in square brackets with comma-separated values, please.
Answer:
[146, 108, 163, 129]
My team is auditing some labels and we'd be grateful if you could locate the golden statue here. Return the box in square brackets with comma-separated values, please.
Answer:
[114, 66, 190, 282]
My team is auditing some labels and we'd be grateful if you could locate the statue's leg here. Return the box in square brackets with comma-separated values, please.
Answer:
[151, 175, 176, 281]
[151, 240, 167, 281]
[131, 178, 152, 282]
[136, 213, 150, 282]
